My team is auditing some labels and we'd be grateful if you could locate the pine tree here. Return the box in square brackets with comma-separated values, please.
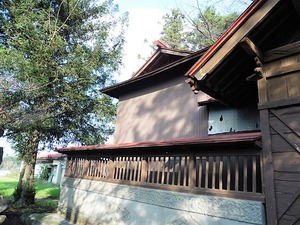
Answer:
[0, 0, 127, 205]
[161, 9, 186, 49]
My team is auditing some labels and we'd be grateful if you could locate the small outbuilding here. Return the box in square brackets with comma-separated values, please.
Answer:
[35, 152, 66, 185]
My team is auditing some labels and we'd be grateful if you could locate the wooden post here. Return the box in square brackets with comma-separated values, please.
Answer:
[252, 156, 257, 193]
[162, 157, 166, 184]
[205, 157, 209, 189]
[219, 156, 223, 190]
[212, 156, 216, 189]
[189, 152, 196, 189]
[108, 157, 115, 179]
[258, 78, 268, 103]
[243, 156, 247, 192]
[235, 156, 239, 191]
[83, 158, 90, 176]
[178, 156, 182, 186]
[226, 156, 231, 190]
[141, 157, 148, 182]
[183, 156, 188, 186]
[260, 109, 278, 225]
[65, 158, 71, 177]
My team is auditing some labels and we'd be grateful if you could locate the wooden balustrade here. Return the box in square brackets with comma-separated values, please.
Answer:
[65, 150, 263, 201]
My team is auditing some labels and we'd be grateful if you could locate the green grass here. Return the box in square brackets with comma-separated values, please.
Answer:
[0, 173, 60, 199]
[0, 173, 60, 213]
[0, 175, 19, 199]
[35, 180, 61, 199]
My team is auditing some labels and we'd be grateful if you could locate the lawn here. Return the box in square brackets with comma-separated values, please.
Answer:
[0, 173, 60, 213]
[0, 173, 60, 199]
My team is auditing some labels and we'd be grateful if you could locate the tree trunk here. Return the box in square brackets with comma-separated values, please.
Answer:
[14, 130, 40, 206]
[0, 147, 3, 165]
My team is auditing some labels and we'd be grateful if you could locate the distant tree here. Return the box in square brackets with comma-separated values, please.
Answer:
[161, 9, 186, 49]
[184, 6, 239, 49]
[0, 0, 127, 205]
[0, 155, 21, 171]
[160, 0, 249, 50]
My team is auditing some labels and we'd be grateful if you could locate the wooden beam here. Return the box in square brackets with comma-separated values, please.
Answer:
[264, 40, 300, 62]
[264, 62, 300, 78]
[240, 37, 263, 61]
[258, 95, 300, 110]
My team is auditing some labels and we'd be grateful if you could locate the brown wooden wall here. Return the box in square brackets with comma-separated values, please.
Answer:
[258, 51, 300, 225]
[260, 104, 300, 225]
[259, 53, 300, 103]
[114, 75, 208, 143]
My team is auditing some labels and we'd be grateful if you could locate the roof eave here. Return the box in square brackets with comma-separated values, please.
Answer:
[56, 132, 261, 154]
[185, 0, 272, 79]
[101, 49, 207, 99]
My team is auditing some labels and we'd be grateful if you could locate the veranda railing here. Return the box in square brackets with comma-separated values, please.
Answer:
[64, 149, 263, 201]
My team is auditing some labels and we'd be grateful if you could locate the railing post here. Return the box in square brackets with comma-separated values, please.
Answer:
[141, 157, 148, 182]
[189, 152, 196, 189]
[83, 157, 90, 176]
[108, 157, 115, 179]
[65, 157, 71, 177]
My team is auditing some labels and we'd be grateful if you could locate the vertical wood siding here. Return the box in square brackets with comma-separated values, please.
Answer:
[258, 51, 300, 225]
[270, 106, 300, 225]
[259, 105, 300, 225]
[114, 75, 208, 143]
[260, 53, 300, 103]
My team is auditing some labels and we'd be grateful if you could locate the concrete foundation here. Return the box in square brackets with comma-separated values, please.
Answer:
[58, 177, 265, 225]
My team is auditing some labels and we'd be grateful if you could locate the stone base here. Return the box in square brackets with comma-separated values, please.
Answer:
[58, 177, 266, 225]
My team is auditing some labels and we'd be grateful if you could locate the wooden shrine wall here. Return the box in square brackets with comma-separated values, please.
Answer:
[258, 50, 300, 225]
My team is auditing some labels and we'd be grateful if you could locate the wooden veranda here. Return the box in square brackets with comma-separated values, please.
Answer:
[58, 133, 264, 201]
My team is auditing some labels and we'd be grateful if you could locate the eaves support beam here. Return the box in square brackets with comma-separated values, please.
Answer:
[240, 37, 264, 61]
[239, 37, 264, 82]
